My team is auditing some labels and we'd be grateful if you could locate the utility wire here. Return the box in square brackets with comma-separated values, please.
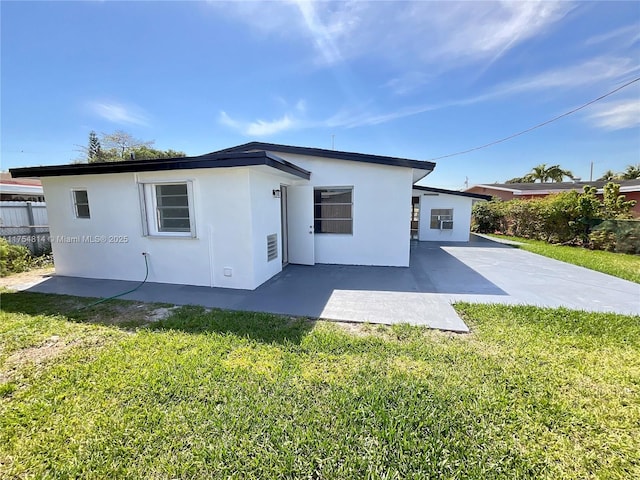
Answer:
[427, 76, 640, 162]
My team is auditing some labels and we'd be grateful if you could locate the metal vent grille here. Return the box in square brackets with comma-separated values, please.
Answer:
[441, 220, 454, 230]
[267, 234, 278, 261]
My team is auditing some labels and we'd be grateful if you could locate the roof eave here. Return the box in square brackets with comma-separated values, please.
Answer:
[414, 185, 491, 200]
[9, 152, 311, 180]
[214, 141, 436, 171]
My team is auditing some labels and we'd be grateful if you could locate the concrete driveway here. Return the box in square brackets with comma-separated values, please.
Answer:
[23, 235, 640, 332]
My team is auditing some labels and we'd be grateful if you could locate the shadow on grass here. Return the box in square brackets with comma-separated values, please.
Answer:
[148, 304, 315, 345]
[0, 291, 315, 345]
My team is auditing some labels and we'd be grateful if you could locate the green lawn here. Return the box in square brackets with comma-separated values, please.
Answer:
[487, 234, 640, 283]
[1, 292, 639, 479]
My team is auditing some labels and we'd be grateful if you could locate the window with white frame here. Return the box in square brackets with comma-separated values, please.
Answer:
[72, 189, 90, 218]
[314, 187, 353, 234]
[139, 181, 196, 237]
[430, 208, 453, 230]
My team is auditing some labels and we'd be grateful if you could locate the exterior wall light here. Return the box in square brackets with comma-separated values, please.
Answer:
[272, 189, 281, 198]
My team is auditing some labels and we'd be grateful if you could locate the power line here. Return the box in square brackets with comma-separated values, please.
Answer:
[427, 76, 640, 161]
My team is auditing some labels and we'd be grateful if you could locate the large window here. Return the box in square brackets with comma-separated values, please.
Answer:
[430, 208, 453, 230]
[314, 187, 353, 234]
[139, 182, 196, 237]
[72, 189, 90, 218]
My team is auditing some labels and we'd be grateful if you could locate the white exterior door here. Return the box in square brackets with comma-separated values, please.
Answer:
[287, 185, 315, 265]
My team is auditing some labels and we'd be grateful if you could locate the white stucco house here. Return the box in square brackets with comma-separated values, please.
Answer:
[10, 142, 489, 290]
[411, 186, 490, 242]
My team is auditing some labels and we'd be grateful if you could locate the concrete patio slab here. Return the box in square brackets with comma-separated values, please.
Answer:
[18, 235, 639, 332]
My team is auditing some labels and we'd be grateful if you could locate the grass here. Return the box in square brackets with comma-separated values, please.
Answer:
[1, 292, 639, 479]
[487, 234, 640, 283]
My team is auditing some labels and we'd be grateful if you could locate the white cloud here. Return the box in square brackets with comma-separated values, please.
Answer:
[89, 101, 149, 126]
[295, 99, 307, 113]
[210, 1, 573, 70]
[293, 0, 345, 65]
[588, 99, 640, 130]
[495, 57, 640, 94]
[384, 72, 432, 96]
[326, 56, 640, 128]
[585, 24, 640, 48]
[416, 1, 574, 67]
[220, 111, 296, 136]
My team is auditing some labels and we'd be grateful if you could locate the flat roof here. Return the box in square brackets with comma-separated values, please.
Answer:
[9, 151, 311, 180]
[214, 142, 436, 172]
[413, 185, 491, 200]
[468, 179, 640, 194]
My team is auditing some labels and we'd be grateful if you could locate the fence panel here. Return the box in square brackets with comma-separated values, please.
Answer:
[0, 201, 50, 254]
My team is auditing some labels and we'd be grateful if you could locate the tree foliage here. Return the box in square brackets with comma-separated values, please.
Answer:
[505, 176, 535, 184]
[522, 164, 574, 183]
[471, 182, 638, 252]
[87, 131, 103, 162]
[621, 164, 640, 180]
[598, 169, 621, 181]
[597, 165, 639, 181]
[101, 130, 154, 159]
[129, 146, 186, 160]
[81, 130, 185, 163]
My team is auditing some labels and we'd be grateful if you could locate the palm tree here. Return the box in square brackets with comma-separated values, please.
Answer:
[507, 164, 577, 184]
[621, 164, 640, 180]
[547, 165, 574, 182]
[598, 169, 620, 181]
[528, 164, 552, 183]
[525, 164, 573, 183]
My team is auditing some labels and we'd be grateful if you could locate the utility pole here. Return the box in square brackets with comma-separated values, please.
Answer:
[589, 161, 593, 182]
[464, 176, 469, 189]
[331, 134, 335, 150]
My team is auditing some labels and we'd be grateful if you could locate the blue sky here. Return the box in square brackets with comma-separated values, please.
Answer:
[2, 1, 639, 189]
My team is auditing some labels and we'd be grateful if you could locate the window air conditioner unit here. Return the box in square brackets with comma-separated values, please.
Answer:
[441, 220, 454, 230]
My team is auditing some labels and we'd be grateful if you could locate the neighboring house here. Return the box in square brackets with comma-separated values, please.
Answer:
[466, 180, 640, 215]
[10, 142, 485, 290]
[0, 172, 45, 201]
[412, 186, 490, 242]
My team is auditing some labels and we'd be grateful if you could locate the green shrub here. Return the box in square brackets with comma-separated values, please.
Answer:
[589, 230, 617, 252]
[471, 183, 638, 253]
[0, 238, 32, 276]
[471, 200, 503, 233]
[590, 220, 640, 254]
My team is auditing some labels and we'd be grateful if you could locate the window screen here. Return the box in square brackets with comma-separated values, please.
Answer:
[155, 184, 191, 232]
[73, 190, 90, 218]
[314, 188, 353, 234]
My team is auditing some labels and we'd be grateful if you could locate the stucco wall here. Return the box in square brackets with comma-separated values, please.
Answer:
[248, 169, 286, 287]
[42, 168, 286, 290]
[41, 154, 416, 289]
[277, 153, 413, 267]
[415, 191, 473, 242]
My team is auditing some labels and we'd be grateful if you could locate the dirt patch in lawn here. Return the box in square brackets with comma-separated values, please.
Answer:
[0, 267, 55, 291]
[0, 334, 77, 385]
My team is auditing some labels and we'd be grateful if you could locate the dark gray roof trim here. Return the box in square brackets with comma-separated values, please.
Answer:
[214, 142, 436, 171]
[474, 179, 640, 192]
[10, 151, 311, 180]
[413, 185, 491, 200]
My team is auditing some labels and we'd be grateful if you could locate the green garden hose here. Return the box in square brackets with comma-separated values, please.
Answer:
[78, 253, 149, 310]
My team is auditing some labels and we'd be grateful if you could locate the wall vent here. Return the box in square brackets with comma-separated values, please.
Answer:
[267, 234, 278, 261]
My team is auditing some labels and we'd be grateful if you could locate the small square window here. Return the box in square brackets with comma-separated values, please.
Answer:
[72, 190, 90, 218]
